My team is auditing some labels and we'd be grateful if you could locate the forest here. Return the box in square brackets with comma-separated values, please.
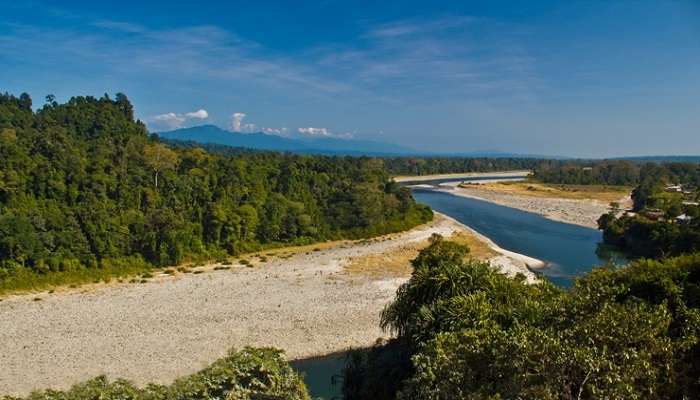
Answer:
[0, 92, 431, 291]
[533, 159, 700, 187]
[383, 157, 540, 176]
[342, 235, 700, 399]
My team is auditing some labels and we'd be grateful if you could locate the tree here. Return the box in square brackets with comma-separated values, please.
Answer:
[143, 142, 178, 188]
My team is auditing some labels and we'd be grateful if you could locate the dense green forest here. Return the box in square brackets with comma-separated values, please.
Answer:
[2, 347, 310, 400]
[533, 159, 700, 187]
[385, 157, 700, 189]
[383, 157, 540, 176]
[342, 235, 700, 399]
[0, 92, 431, 291]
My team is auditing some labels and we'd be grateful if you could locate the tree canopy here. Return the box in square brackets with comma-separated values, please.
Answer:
[0, 92, 431, 290]
[343, 238, 700, 399]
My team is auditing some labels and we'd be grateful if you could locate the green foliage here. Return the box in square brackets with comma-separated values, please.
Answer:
[0, 92, 432, 292]
[384, 157, 540, 176]
[598, 212, 700, 258]
[344, 240, 700, 399]
[2, 347, 310, 400]
[342, 339, 414, 400]
[597, 162, 700, 258]
[534, 159, 700, 192]
[534, 160, 642, 186]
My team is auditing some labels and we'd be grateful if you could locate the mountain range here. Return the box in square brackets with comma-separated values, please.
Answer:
[157, 125, 700, 161]
[157, 125, 416, 156]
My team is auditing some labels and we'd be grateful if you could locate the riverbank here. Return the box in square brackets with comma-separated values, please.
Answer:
[393, 170, 531, 183]
[0, 213, 539, 396]
[433, 182, 628, 229]
[462, 181, 633, 203]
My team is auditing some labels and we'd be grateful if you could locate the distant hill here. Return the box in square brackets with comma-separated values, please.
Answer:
[157, 124, 417, 156]
[615, 155, 700, 163]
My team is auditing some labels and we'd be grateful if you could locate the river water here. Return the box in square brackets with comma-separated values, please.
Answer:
[295, 181, 625, 399]
[412, 188, 626, 287]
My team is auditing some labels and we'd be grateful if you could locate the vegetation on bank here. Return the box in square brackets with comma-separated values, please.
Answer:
[2, 347, 310, 400]
[383, 157, 541, 176]
[533, 159, 700, 188]
[384, 157, 699, 188]
[343, 236, 700, 399]
[0, 92, 432, 294]
[596, 162, 700, 258]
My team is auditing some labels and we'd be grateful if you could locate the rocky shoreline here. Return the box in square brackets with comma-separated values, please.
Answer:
[0, 213, 538, 396]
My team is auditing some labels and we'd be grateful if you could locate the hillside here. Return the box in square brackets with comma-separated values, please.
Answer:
[0, 92, 432, 293]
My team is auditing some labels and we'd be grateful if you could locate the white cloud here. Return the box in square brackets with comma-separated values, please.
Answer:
[151, 112, 186, 129]
[263, 127, 290, 136]
[91, 20, 145, 34]
[230, 112, 289, 135]
[230, 112, 248, 132]
[185, 109, 208, 119]
[298, 127, 330, 137]
[148, 109, 209, 130]
[367, 17, 476, 39]
[297, 127, 354, 139]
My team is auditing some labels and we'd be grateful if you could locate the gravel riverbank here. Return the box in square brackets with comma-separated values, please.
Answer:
[0, 214, 537, 396]
[437, 183, 623, 228]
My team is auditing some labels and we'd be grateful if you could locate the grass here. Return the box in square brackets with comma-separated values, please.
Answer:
[463, 180, 632, 203]
[0, 261, 152, 297]
[344, 230, 496, 279]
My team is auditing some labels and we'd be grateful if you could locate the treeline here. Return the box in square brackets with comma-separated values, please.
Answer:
[533, 159, 700, 187]
[2, 347, 310, 400]
[0, 92, 431, 288]
[383, 157, 540, 176]
[342, 236, 700, 399]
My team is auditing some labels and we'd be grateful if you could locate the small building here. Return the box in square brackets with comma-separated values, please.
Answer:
[677, 214, 693, 224]
[682, 201, 699, 206]
[665, 185, 683, 193]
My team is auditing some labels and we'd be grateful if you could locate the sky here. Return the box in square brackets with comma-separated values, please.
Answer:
[1, 0, 699, 157]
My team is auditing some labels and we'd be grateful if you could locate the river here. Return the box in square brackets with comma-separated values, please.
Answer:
[412, 188, 626, 287]
[295, 181, 625, 399]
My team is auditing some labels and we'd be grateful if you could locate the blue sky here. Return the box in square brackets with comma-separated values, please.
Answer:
[1, 1, 699, 157]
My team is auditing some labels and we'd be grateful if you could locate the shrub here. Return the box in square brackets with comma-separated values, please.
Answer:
[2, 347, 310, 400]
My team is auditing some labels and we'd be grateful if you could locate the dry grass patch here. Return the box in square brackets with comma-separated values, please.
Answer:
[465, 181, 631, 203]
[447, 231, 498, 260]
[344, 231, 497, 279]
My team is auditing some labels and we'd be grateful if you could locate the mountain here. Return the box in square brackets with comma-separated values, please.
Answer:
[156, 124, 417, 155]
[614, 155, 700, 163]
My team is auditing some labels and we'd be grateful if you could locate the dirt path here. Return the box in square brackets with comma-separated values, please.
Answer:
[0, 214, 538, 396]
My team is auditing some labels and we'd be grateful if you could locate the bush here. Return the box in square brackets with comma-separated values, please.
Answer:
[346, 240, 700, 399]
[2, 347, 310, 400]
